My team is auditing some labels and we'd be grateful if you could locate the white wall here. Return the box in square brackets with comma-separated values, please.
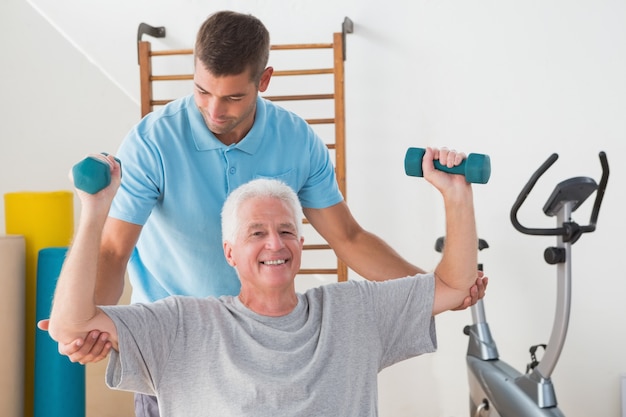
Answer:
[2, 0, 625, 416]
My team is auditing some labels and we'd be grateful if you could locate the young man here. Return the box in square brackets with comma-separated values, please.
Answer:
[48, 148, 481, 417]
[41, 10, 485, 416]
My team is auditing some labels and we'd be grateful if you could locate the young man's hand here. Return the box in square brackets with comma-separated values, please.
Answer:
[38, 319, 112, 364]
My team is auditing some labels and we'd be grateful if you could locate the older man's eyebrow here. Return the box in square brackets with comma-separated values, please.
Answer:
[245, 222, 265, 231]
[279, 222, 297, 231]
[243, 222, 297, 233]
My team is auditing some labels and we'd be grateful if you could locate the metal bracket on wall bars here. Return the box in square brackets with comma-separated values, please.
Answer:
[342, 17, 354, 61]
[136, 22, 166, 63]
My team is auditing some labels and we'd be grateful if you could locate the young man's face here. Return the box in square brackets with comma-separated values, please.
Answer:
[193, 64, 272, 145]
[223, 196, 303, 293]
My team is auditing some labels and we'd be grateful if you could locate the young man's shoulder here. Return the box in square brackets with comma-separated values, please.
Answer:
[259, 97, 309, 127]
[136, 95, 194, 133]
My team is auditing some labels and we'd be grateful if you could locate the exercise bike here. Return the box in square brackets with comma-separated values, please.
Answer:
[437, 152, 609, 416]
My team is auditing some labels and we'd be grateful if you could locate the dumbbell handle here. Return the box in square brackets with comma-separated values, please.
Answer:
[404, 147, 491, 184]
[72, 154, 121, 194]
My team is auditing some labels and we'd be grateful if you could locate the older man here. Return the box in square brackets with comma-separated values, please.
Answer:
[48, 148, 481, 417]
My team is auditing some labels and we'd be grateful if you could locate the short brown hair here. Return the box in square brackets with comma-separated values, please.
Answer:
[195, 11, 270, 84]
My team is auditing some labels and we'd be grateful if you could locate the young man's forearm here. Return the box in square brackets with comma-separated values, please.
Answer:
[338, 230, 427, 280]
[95, 249, 128, 305]
[304, 202, 427, 281]
[94, 217, 142, 305]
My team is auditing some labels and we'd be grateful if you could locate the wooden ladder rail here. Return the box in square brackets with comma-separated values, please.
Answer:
[137, 28, 350, 282]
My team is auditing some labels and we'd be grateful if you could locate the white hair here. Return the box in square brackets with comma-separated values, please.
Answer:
[221, 179, 304, 243]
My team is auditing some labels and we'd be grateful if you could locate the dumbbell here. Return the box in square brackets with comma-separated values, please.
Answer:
[72, 153, 122, 194]
[404, 147, 491, 184]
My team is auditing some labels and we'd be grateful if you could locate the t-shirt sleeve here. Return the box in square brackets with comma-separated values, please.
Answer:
[371, 274, 437, 369]
[101, 298, 181, 394]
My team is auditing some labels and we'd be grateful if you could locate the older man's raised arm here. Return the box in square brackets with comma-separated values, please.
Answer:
[47, 155, 121, 351]
[419, 148, 479, 315]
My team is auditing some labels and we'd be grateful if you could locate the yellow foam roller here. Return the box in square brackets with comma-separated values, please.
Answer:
[4, 191, 73, 417]
[0, 235, 25, 417]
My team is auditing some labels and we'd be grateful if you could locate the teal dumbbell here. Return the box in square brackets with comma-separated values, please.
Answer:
[404, 147, 491, 184]
[72, 153, 121, 194]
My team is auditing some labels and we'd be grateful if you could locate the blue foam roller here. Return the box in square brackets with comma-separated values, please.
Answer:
[34, 247, 85, 417]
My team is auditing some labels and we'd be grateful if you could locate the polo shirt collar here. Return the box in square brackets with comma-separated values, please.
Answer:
[188, 95, 266, 154]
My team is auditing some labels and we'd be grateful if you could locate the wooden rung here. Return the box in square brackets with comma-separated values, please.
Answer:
[298, 268, 338, 275]
[151, 100, 338, 110]
[305, 118, 335, 125]
[149, 68, 332, 81]
[152, 99, 174, 106]
[148, 43, 334, 58]
[273, 68, 334, 77]
[263, 93, 333, 102]
[271, 43, 333, 50]
[151, 49, 193, 57]
[150, 69, 333, 80]
[303, 244, 332, 250]
[151, 74, 194, 81]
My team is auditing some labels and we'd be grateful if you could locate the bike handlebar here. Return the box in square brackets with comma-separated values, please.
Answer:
[509, 152, 609, 241]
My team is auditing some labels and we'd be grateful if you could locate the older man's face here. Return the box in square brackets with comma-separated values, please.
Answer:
[224, 196, 304, 292]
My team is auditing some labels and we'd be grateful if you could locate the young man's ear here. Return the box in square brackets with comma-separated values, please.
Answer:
[258, 67, 273, 93]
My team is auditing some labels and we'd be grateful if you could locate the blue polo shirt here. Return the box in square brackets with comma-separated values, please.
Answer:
[110, 95, 343, 303]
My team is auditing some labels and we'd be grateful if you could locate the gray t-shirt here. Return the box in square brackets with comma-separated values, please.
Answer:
[102, 274, 437, 417]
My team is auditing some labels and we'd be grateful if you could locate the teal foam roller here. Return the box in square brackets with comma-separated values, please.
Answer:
[404, 147, 491, 184]
[72, 154, 121, 194]
[35, 247, 85, 417]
